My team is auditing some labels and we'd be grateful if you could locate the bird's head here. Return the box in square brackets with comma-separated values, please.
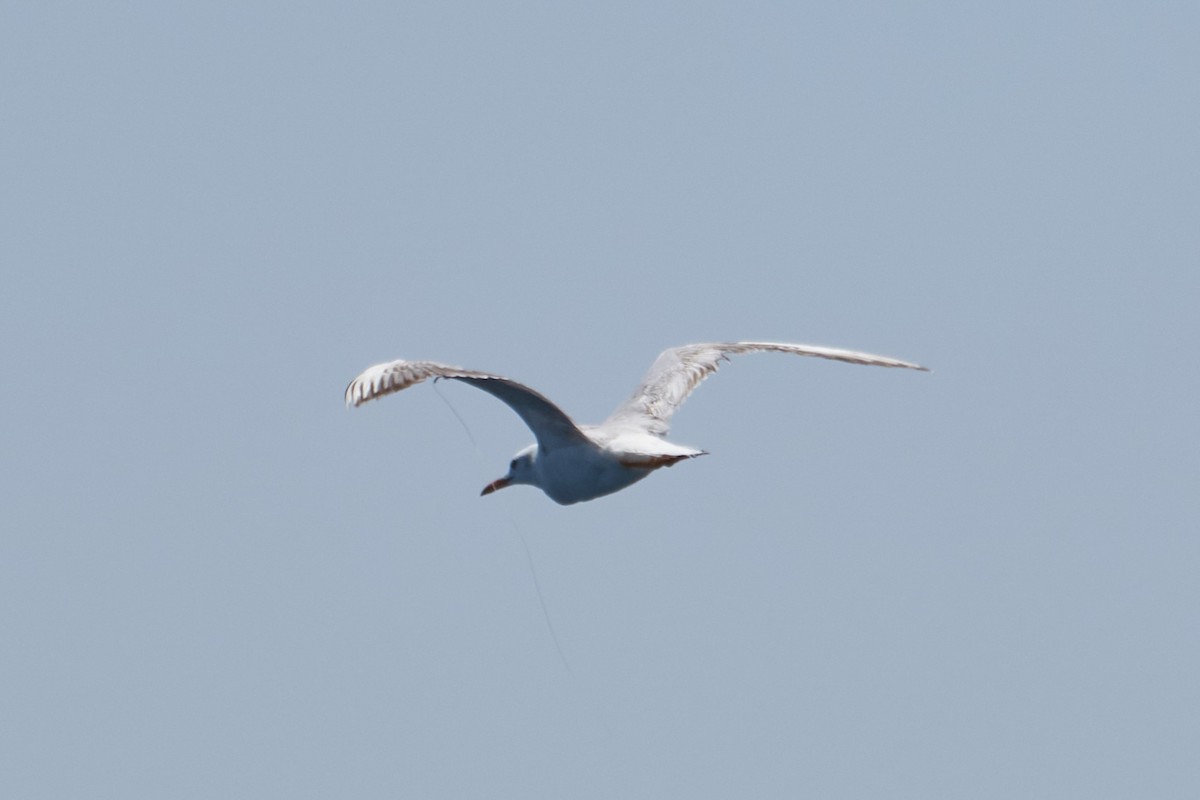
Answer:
[481, 444, 538, 496]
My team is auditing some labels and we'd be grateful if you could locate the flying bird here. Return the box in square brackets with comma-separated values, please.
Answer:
[345, 342, 928, 504]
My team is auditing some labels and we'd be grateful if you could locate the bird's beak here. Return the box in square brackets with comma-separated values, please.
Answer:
[481, 477, 512, 496]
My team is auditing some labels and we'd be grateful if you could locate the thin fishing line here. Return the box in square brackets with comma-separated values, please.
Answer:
[431, 380, 575, 676]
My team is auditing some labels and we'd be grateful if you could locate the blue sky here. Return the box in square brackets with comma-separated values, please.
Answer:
[3, 2, 1198, 797]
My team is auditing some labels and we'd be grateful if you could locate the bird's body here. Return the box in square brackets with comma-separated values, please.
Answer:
[345, 341, 928, 504]
[507, 427, 704, 504]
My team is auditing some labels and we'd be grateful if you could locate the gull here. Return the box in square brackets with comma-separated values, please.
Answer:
[345, 342, 928, 504]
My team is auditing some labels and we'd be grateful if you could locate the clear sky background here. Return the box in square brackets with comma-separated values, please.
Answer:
[3, 2, 1198, 798]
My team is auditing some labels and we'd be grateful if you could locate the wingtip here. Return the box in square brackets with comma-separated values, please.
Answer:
[344, 379, 368, 408]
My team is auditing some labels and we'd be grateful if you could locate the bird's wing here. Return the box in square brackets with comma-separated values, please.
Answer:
[346, 360, 592, 452]
[603, 342, 929, 436]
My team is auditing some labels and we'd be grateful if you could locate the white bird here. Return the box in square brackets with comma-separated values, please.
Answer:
[345, 342, 928, 504]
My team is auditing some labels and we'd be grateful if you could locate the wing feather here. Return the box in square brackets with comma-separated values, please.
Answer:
[346, 360, 591, 452]
[604, 341, 928, 436]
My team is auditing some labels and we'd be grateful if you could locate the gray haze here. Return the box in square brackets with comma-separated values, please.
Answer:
[3, 2, 1198, 798]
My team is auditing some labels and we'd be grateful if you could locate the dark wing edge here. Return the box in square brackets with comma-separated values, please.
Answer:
[345, 359, 591, 452]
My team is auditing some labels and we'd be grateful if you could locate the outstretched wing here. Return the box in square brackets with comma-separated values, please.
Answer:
[604, 342, 928, 436]
[346, 360, 592, 452]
